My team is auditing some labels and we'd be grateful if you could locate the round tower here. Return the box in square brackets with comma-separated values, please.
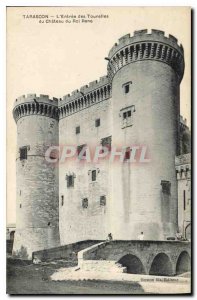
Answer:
[107, 29, 184, 240]
[12, 94, 60, 259]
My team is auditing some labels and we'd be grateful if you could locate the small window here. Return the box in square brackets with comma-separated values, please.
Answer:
[95, 118, 100, 127]
[120, 106, 135, 129]
[19, 203, 22, 208]
[124, 84, 130, 94]
[123, 112, 127, 119]
[50, 150, 58, 160]
[124, 147, 131, 161]
[82, 198, 88, 208]
[127, 110, 131, 117]
[122, 81, 132, 94]
[183, 190, 186, 210]
[100, 195, 106, 206]
[161, 180, 171, 195]
[61, 195, 64, 206]
[101, 136, 112, 152]
[77, 144, 86, 159]
[20, 146, 28, 160]
[67, 175, 74, 188]
[123, 110, 131, 119]
[48, 222, 51, 226]
[76, 126, 80, 134]
[92, 170, 96, 182]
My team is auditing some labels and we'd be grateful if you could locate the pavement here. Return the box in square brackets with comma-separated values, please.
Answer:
[51, 266, 191, 294]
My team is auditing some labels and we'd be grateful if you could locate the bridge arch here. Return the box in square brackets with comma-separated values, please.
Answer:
[176, 251, 191, 275]
[149, 253, 173, 276]
[117, 254, 146, 274]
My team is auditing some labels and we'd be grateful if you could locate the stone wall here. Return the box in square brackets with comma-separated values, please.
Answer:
[33, 240, 102, 262]
[59, 98, 112, 245]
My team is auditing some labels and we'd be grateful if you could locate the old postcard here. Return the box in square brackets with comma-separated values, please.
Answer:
[7, 6, 191, 294]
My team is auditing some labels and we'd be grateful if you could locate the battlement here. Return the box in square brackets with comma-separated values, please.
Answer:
[13, 75, 111, 122]
[13, 29, 184, 123]
[59, 75, 111, 119]
[61, 75, 109, 104]
[107, 29, 184, 83]
[13, 94, 59, 123]
[14, 94, 59, 107]
[108, 29, 183, 58]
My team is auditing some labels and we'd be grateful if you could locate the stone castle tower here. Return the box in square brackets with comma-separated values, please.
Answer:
[12, 95, 60, 257]
[13, 29, 184, 258]
[108, 29, 184, 240]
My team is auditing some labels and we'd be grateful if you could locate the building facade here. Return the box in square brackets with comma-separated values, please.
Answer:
[176, 153, 191, 240]
[12, 29, 190, 259]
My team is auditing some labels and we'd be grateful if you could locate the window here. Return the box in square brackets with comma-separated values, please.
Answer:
[161, 180, 171, 195]
[95, 118, 100, 127]
[67, 175, 74, 188]
[123, 110, 131, 120]
[92, 170, 96, 182]
[122, 81, 132, 94]
[183, 190, 186, 210]
[50, 150, 58, 160]
[77, 144, 86, 159]
[120, 106, 135, 129]
[82, 198, 88, 208]
[20, 146, 28, 160]
[101, 136, 112, 151]
[76, 126, 80, 134]
[19, 204, 22, 208]
[100, 195, 106, 206]
[124, 84, 130, 94]
[124, 147, 131, 161]
[61, 195, 64, 206]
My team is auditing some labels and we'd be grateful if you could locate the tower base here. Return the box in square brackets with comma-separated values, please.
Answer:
[12, 227, 60, 260]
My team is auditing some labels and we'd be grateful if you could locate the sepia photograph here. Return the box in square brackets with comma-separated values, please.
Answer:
[6, 6, 191, 295]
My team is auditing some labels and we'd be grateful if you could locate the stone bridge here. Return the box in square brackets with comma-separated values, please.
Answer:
[78, 240, 191, 276]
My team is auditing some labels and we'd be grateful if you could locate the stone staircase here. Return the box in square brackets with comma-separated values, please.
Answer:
[80, 260, 127, 273]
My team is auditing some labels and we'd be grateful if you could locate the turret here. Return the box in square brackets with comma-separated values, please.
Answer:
[107, 29, 184, 240]
[12, 94, 60, 259]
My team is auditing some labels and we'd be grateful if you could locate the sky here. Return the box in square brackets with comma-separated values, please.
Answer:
[7, 6, 191, 224]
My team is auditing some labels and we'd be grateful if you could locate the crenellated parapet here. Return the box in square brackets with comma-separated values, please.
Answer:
[13, 94, 59, 123]
[59, 75, 111, 119]
[107, 29, 184, 82]
[176, 164, 191, 181]
[13, 29, 184, 122]
[13, 76, 112, 122]
[175, 153, 191, 180]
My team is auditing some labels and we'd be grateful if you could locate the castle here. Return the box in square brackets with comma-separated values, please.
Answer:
[12, 29, 190, 259]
